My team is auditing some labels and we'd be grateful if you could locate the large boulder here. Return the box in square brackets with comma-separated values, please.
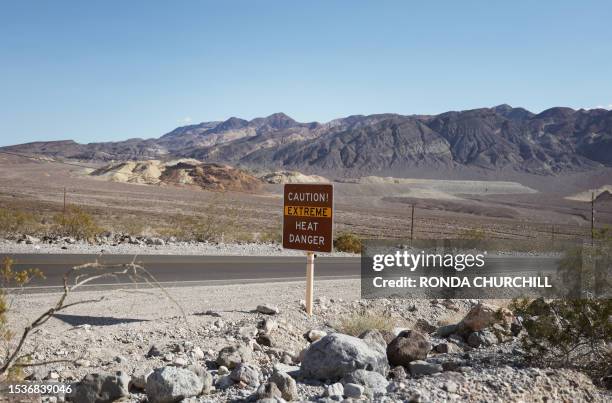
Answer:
[145, 366, 203, 403]
[69, 371, 130, 403]
[460, 302, 514, 332]
[300, 333, 389, 380]
[386, 330, 431, 367]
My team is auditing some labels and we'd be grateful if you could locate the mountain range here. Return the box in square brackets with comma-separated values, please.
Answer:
[3, 105, 612, 177]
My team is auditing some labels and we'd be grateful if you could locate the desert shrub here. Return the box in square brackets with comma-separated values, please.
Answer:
[339, 311, 393, 336]
[510, 297, 612, 384]
[459, 228, 486, 240]
[157, 198, 241, 242]
[52, 206, 102, 240]
[259, 225, 282, 244]
[232, 231, 255, 243]
[334, 233, 362, 253]
[0, 207, 39, 236]
[1, 257, 44, 380]
[116, 217, 149, 237]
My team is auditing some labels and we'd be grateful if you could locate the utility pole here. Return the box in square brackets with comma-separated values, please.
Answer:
[591, 191, 595, 246]
[63, 187, 67, 219]
[410, 204, 415, 245]
[551, 225, 555, 242]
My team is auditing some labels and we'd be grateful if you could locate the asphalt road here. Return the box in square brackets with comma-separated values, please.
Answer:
[6, 254, 362, 292]
[4, 254, 561, 293]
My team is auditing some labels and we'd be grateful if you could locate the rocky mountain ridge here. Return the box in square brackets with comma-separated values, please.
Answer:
[3, 106, 612, 176]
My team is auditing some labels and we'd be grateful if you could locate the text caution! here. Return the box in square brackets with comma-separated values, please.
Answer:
[282, 184, 334, 253]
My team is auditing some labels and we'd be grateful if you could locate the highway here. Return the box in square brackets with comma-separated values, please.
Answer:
[4, 254, 562, 293]
[5, 254, 362, 292]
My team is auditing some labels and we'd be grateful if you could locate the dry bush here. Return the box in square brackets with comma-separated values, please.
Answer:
[158, 198, 241, 242]
[0, 257, 44, 380]
[458, 228, 486, 240]
[0, 207, 40, 236]
[52, 206, 103, 240]
[339, 311, 394, 336]
[0, 256, 185, 379]
[259, 225, 282, 244]
[334, 233, 362, 253]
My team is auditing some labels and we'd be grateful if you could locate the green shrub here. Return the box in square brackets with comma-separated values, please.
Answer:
[511, 298, 612, 384]
[53, 206, 102, 240]
[334, 233, 362, 253]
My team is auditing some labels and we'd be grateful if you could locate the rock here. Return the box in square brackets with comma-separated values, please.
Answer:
[270, 367, 298, 401]
[280, 354, 293, 365]
[239, 326, 259, 339]
[389, 365, 407, 380]
[74, 359, 90, 367]
[215, 375, 234, 390]
[416, 318, 437, 333]
[510, 317, 523, 336]
[216, 344, 252, 369]
[435, 342, 460, 354]
[130, 369, 153, 390]
[325, 382, 344, 397]
[69, 371, 130, 403]
[442, 380, 458, 393]
[379, 330, 397, 345]
[344, 383, 364, 398]
[460, 303, 514, 332]
[387, 330, 431, 366]
[257, 398, 287, 403]
[435, 324, 459, 338]
[187, 365, 213, 394]
[217, 365, 230, 375]
[467, 330, 498, 348]
[145, 366, 203, 403]
[256, 304, 280, 315]
[256, 333, 275, 347]
[257, 382, 283, 400]
[260, 318, 278, 334]
[305, 329, 327, 343]
[358, 329, 387, 355]
[230, 363, 261, 387]
[300, 333, 389, 380]
[147, 345, 162, 358]
[408, 360, 443, 376]
[192, 347, 205, 360]
[342, 369, 388, 395]
[173, 357, 188, 367]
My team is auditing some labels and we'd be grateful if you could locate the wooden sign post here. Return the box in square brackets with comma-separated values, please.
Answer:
[282, 183, 334, 316]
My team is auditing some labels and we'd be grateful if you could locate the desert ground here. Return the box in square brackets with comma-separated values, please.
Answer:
[1, 154, 611, 244]
[6, 279, 610, 402]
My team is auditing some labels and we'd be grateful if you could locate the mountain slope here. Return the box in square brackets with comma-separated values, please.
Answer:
[3, 106, 612, 176]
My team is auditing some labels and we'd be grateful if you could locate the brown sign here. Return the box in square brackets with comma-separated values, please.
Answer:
[283, 183, 334, 253]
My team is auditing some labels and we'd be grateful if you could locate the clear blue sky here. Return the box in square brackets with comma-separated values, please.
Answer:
[1, 1, 611, 146]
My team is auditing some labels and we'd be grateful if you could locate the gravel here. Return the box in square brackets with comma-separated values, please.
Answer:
[0, 238, 356, 256]
[6, 278, 610, 402]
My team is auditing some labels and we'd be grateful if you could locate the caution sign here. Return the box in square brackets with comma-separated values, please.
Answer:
[283, 183, 333, 253]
